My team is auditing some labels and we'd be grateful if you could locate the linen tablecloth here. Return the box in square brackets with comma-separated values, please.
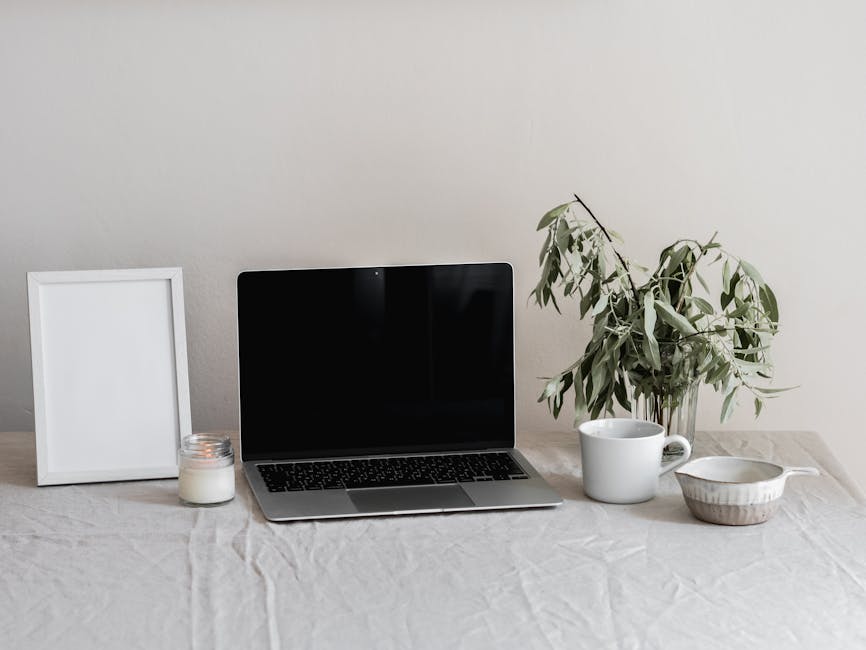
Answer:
[1, 430, 864, 649]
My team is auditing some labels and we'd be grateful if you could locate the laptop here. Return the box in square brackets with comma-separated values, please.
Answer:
[237, 262, 562, 522]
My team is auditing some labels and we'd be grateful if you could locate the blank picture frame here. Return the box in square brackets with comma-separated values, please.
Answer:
[28, 267, 192, 486]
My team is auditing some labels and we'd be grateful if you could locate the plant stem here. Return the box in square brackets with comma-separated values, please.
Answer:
[573, 194, 641, 305]
[678, 325, 774, 343]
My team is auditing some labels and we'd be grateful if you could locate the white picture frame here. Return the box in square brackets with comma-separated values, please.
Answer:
[27, 267, 192, 485]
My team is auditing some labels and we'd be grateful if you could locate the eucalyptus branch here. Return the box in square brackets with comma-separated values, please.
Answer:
[678, 325, 775, 343]
[573, 194, 641, 305]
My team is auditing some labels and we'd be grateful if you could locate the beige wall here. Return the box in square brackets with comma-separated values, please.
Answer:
[2, 1, 864, 488]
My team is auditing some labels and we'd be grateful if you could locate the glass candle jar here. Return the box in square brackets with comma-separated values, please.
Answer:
[178, 434, 235, 506]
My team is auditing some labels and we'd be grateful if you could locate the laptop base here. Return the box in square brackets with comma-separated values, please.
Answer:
[244, 449, 562, 522]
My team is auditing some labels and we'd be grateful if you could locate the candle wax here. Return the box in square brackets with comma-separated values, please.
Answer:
[178, 465, 235, 505]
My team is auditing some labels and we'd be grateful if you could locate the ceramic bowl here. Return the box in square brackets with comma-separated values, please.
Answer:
[674, 456, 819, 525]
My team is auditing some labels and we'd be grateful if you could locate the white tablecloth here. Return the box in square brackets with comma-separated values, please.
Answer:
[1, 430, 865, 649]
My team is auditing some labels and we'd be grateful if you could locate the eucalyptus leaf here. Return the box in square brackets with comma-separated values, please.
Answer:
[690, 296, 714, 314]
[538, 230, 552, 266]
[555, 218, 572, 255]
[739, 259, 765, 287]
[589, 361, 608, 404]
[721, 387, 737, 422]
[726, 301, 751, 319]
[591, 292, 609, 316]
[752, 386, 798, 394]
[643, 291, 656, 334]
[654, 301, 697, 335]
[642, 336, 661, 371]
[548, 289, 561, 314]
[542, 378, 560, 399]
[537, 202, 571, 230]
[696, 271, 710, 294]
[665, 246, 690, 276]
[579, 290, 593, 318]
[759, 285, 779, 324]
[614, 377, 630, 411]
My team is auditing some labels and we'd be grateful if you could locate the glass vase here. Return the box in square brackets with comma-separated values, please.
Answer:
[630, 381, 699, 459]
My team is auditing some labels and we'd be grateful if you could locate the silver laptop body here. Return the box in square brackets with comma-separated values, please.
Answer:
[237, 262, 562, 522]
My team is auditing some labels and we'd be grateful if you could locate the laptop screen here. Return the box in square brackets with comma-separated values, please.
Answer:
[237, 263, 515, 461]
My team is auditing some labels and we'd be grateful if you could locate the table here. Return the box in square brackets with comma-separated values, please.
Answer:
[1, 430, 865, 649]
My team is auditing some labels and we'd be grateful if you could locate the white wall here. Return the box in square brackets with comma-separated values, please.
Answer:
[2, 1, 864, 488]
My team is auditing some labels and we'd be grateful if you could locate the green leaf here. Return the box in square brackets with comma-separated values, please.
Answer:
[665, 246, 690, 276]
[752, 386, 797, 394]
[560, 371, 573, 395]
[538, 230, 551, 266]
[573, 371, 587, 423]
[537, 202, 571, 230]
[654, 301, 697, 335]
[721, 387, 737, 422]
[642, 292, 661, 370]
[537, 254, 552, 296]
[690, 296, 714, 314]
[658, 244, 674, 266]
[552, 371, 574, 418]
[642, 336, 661, 371]
[697, 350, 715, 374]
[759, 285, 779, 324]
[541, 378, 559, 399]
[591, 292, 609, 316]
[614, 377, 630, 411]
[721, 273, 739, 309]
[555, 218, 572, 255]
[602, 382, 616, 416]
[547, 287, 561, 314]
[722, 259, 732, 293]
[589, 361, 608, 404]
[579, 290, 594, 318]
[695, 271, 710, 295]
[754, 397, 763, 418]
[643, 291, 656, 334]
[739, 260, 765, 287]
[733, 358, 769, 372]
[706, 360, 730, 385]
[726, 299, 751, 319]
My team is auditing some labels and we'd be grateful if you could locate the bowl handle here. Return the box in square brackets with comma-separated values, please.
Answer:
[782, 466, 820, 478]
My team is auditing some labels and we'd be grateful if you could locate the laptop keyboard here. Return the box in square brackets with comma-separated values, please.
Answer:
[257, 452, 529, 492]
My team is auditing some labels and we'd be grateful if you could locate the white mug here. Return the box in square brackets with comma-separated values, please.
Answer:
[578, 418, 692, 504]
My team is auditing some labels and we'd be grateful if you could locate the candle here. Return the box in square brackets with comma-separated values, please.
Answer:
[178, 434, 235, 506]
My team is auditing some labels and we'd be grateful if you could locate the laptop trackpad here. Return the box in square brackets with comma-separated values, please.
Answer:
[349, 485, 474, 513]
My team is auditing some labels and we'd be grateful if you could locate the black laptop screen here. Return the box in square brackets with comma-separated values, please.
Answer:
[237, 263, 515, 461]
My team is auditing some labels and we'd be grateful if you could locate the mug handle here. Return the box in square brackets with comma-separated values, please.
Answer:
[658, 435, 692, 476]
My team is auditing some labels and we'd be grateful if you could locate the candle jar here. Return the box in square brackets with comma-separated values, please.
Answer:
[178, 434, 235, 506]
